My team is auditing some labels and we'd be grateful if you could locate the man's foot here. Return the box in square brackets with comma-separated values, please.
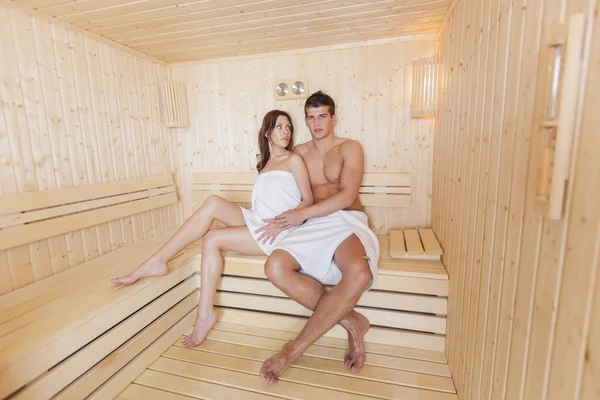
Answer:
[259, 341, 302, 385]
[181, 308, 219, 348]
[110, 256, 168, 285]
[340, 311, 370, 373]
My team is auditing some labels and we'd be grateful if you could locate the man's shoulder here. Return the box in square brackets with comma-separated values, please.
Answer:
[292, 141, 311, 155]
[338, 138, 364, 155]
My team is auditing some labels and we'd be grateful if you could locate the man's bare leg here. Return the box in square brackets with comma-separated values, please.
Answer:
[264, 249, 370, 373]
[182, 226, 263, 348]
[261, 235, 372, 384]
[111, 195, 245, 285]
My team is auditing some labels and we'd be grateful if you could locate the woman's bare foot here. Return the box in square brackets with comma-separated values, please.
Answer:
[259, 341, 302, 385]
[181, 308, 219, 348]
[110, 256, 169, 285]
[340, 311, 370, 373]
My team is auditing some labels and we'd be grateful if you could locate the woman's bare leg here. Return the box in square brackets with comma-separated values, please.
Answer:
[111, 195, 246, 285]
[182, 226, 263, 348]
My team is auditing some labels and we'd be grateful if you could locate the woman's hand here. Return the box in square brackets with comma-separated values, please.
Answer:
[254, 219, 284, 245]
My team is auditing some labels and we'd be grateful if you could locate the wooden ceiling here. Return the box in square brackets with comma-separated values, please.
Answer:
[13, 0, 450, 64]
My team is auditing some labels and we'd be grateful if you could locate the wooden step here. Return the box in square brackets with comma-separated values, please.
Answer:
[216, 308, 445, 352]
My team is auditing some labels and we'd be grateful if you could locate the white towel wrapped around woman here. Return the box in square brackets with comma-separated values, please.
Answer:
[241, 170, 303, 255]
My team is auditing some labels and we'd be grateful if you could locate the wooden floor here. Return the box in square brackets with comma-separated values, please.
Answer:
[117, 319, 457, 400]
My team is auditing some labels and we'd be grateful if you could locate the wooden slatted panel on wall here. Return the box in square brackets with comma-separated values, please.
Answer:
[432, 0, 600, 399]
[0, 5, 182, 294]
[9, 0, 450, 63]
[172, 38, 437, 234]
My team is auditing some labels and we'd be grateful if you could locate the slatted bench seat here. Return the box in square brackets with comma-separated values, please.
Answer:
[0, 176, 200, 400]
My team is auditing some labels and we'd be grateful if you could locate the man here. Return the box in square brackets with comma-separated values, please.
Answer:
[256, 91, 380, 385]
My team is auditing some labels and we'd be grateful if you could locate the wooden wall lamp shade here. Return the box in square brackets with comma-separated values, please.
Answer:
[162, 80, 191, 128]
[411, 56, 440, 118]
[535, 13, 586, 220]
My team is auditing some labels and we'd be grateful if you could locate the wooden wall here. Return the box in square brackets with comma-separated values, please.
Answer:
[172, 38, 437, 234]
[433, 0, 600, 399]
[0, 5, 181, 294]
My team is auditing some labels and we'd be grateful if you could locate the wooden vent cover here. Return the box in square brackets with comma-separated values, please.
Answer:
[162, 80, 190, 128]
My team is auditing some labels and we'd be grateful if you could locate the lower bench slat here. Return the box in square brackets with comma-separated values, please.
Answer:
[216, 308, 446, 352]
[86, 309, 197, 400]
[13, 281, 198, 400]
[0, 253, 197, 399]
[214, 291, 446, 334]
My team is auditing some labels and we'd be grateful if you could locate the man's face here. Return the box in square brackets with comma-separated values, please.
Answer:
[304, 106, 336, 140]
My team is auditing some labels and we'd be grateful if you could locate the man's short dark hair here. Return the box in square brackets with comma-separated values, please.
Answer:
[304, 90, 335, 117]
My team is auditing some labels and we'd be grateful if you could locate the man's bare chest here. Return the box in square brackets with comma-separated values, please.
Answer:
[304, 149, 343, 185]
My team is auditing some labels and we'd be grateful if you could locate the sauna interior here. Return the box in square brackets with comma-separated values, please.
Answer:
[0, 0, 599, 399]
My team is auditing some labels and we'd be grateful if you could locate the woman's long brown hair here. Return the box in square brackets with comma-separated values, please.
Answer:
[256, 110, 294, 172]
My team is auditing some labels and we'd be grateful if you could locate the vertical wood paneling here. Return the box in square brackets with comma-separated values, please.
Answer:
[10, 9, 54, 282]
[172, 39, 437, 233]
[0, 4, 177, 293]
[69, 29, 101, 262]
[435, 0, 600, 399]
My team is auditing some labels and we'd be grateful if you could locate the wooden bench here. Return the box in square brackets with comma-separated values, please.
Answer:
[0, 176, 200, 399]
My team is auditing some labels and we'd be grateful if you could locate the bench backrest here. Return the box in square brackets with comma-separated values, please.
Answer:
[192, 172, 411, 207]
[0, 175, 178, 251]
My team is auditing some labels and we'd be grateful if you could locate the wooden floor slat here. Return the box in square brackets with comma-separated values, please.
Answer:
[121, 312, 457, 400]
[150, 356, 368, 400]
[132, 370, 282, 399]
[151, 355, 458, 400]
[171, 340, 455, 393]
[201, 327, 451, 377]
[118, 383, 198, 400]
[211, 321, 449, 366]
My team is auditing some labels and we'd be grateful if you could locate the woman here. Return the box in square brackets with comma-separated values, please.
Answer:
[110, 110, 313, 347]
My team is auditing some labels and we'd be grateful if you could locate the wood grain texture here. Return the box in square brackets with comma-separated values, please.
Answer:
[0, 5, 181, 292]
[173, 38, 437, 233]
[8, 0, 451, 63]
[433, 0, 600, 399]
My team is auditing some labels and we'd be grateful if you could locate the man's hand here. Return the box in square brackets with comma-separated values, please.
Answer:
[273, 209, 307, 229]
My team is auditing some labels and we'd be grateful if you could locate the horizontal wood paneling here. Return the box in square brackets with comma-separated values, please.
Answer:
[11, 0, 451, 63]
[172, 38, 438, 234]
[0, 4, 181, 293]
[433, 0, 600, 399]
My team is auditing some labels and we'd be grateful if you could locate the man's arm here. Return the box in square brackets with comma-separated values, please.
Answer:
[301, 140, 364, 219]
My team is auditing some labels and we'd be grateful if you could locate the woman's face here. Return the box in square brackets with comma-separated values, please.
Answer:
[268, 115, 292, 149]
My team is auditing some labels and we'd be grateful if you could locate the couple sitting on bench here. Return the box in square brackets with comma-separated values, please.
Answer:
[111, 91, 380, 385]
